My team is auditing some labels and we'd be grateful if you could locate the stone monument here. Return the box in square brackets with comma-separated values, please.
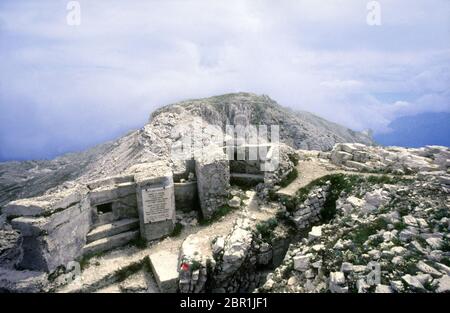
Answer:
[130, 162, 176, 241]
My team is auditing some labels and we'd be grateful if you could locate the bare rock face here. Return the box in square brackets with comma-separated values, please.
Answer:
[0, 229, 23, 269]
[0, 268, 47, 293]
[178, 234, 212, 293]
[327, 143, 449, 175]
[260, 173, 450, 294]
[6, 188, 91, 272]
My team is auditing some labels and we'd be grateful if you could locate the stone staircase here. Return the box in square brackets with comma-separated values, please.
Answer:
[83, 218, 140, 256]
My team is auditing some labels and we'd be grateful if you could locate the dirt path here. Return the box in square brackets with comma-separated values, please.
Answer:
[276, 158, 408, 197]
[276, 160, 340, 197]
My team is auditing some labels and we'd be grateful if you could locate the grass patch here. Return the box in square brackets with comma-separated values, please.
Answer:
[434, 207, 450, 220]
[287, 153, 299, 166]
[114, 259, 146, 282]
[255, 218, 278, 242]
[78, 251, 106, 270]
[366, 175, 404, 185]
[352, 218, 388, 246]
[394, 221, 407, 231]
[170, 222, 184, 237]
[129, 236, 147, 249]
[199, 204, 235, 226]
[279, 168, 298, 188]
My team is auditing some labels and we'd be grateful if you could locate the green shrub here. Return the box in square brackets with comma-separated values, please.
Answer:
[170, 223, 184, 237]
[352, 218, 388, 246]
[279, 168, 298, 188]
[287, 153, 300, 166]
[198, 204, 235, 226]
[114, 259, 145, 282]
[78, 251, 106, 270]
[130, 236, 147, 249]
[255, 218, 278, 242]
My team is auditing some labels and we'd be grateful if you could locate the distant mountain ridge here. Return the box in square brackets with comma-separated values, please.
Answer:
[375, 112, 450, 148]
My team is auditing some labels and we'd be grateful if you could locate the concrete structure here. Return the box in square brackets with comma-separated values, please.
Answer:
[149, 250, 179, 293]
[1, 144, 288, 274]
[174, 181, 198, 212]
[133, 162, 176, 241]
[2, 162, 177, 272]
[228, 144, 276, 187]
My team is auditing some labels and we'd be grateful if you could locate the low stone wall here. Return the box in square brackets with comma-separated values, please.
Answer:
[174, 181, 198, 212]
[89, 182, 138, 223]
[290, 183, 330, 230]
[195, 147, 230, 220]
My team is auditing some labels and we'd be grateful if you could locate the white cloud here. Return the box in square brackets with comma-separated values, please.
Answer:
[0, 0, 449, 160]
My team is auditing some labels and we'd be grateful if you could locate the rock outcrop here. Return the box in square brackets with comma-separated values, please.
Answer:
[260, 175, 450, 293]
[326, 143, 449, 175]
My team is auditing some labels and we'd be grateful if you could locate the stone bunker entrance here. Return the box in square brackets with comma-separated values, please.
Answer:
[96, 203, 112, 214]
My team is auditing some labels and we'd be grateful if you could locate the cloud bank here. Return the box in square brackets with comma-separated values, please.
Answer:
[0, 0, 449, 160]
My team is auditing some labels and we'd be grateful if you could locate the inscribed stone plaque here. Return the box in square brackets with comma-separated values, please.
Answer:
[141, 185, 174, 223]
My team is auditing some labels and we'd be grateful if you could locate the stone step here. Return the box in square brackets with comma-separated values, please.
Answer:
[86, 218, 139, 243]
[149, 251, 179, 293]
[83, 230, 139, 256]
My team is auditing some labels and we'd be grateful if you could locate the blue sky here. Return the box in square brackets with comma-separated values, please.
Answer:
[0, 0, 449, 161]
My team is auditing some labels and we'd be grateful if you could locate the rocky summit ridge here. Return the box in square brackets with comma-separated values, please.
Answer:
[0, 93, 373, 207]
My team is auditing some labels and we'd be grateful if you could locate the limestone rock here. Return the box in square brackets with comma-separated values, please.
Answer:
[0, 229, 23, 269]
[436, 275, 450, 293]
[293, 255, 310, 272]
[0, 268, 47, 293]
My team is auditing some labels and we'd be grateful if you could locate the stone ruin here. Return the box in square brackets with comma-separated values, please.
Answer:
[0, 142, 294, 284]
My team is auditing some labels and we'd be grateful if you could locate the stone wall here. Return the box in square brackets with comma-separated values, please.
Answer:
[174, 181, 199, 212]
[290, 183, 330, 230]
[89, 182, 138, 224]
[1, 161, 180, 273]
[195, 147, 230, 220]
[132, 162, 176, 241]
